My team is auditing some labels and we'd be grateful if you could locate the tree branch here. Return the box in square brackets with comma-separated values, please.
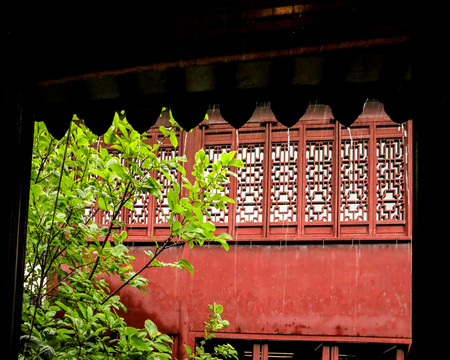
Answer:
[100, 235, 176, 305]
[88, 180, 134, 280]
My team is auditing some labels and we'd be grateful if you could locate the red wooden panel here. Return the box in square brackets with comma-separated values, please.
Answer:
[115, 243, 411, 341]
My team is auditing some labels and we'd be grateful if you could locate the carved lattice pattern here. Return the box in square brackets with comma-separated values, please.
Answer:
[89, 117, 412, 241]
[155, 147, 177, 223]
[305, 140, 333, 222]
[126, 160, 151, 225]
[236, 143, 265, 223]
[270, 141, 298, 222]
[376, 138, 406, 221]
[340, 139, 369, 221]
[205, 144, 232, 223]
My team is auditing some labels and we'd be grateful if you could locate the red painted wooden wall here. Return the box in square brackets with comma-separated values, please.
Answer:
[112, 243, 411, 337]
[103, 101, 412, 358]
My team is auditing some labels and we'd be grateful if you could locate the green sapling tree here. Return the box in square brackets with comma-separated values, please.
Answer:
[21, 110, 242, 360]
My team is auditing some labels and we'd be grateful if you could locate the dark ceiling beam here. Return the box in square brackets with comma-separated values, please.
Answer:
[34, 36, 412, 136]
[36, 35, 410, 87]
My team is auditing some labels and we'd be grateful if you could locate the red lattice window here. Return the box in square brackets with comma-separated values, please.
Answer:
[126, 155, 153, 227]
[305, 139, 334, 223]
[340, 138, 369, 222]
[376, 137, 407, 222]
[270, 140, 298, 223]
[93, 104, 412, 243]
[198, 105, 412, 242]
[236, 142, 265, 224]
[154, 146, 178, 224]
[205, 143, 231, 224]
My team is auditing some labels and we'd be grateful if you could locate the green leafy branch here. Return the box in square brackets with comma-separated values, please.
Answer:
[23, 110, 241, 360]
[184, 303, 238, 360]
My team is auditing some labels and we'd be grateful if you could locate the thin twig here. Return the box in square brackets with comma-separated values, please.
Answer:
[88, 180, 134, 280]
[100, 237, 172, 305]
[28, 121, 72, 342]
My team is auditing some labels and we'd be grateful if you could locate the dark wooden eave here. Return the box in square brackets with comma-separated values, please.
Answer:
[4, 1, 418, 137]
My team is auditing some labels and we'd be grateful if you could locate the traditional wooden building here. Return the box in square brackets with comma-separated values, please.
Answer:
[3, 2, 447, 359]
[99, 100, 413, 360]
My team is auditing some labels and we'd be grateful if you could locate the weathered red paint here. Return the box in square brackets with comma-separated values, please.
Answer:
[104, 102, 412, 358]
[110, 243, 411, 351]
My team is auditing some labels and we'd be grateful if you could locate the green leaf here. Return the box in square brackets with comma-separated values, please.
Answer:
[202, 221, 216, 232]
[215, 234, 231, 251]
[220, 152, 230, 165]
[125, 326, 139, 337]
[90, 168, 105, 179]
[170, 132, 178, 148]
[144, 250, 154, 258]
[55, 301, 71, 313]
[145, 319, 158, 338]
[228, 150, 237, 159]
[154, 341, 172, 353]
[97, 196, 107, 211]
[193, 206, 203, 220]
[77, 302, 87, 319]
[118, 123, 129, 140]
[214, 302, 224, 315]
[156, 334, 174, 344]
[184, 344, 192, 357]
[228, 158, 244, 168]
[31, 183, 43, 199]
[103, 128, 116, 143]
[130, 334, 151, 351]
[178, 258, 194, 274]
[218, 233, 232, 241]
[109, 243, 129, 257]
[219, 195, 235, 204]
[171, 220, 183, 232]
[38, 345, 55, 360]
[167, 190, 178, 211]
[109, 161, 125, 178]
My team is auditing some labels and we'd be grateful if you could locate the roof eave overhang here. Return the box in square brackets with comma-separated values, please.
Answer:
[34, 36, 413, 138]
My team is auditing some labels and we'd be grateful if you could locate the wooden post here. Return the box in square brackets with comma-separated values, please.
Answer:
[322, 345, 339, 360]
[396, 348, 405, 360]
[2, 80, 34, 359]
[321, 345, 330, 360]
[253, 343, 261, 360]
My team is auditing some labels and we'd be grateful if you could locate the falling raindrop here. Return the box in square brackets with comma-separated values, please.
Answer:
[287, 127, 291, 151]
[234, 242, 238, 296]
[95, 139, 100, 171]
[347, 126, 353, 151]
[183, 131, 188, 156]
[282, 247, 288, 312]
[400, 123, 410, 210]
[345, 126, 359, 212]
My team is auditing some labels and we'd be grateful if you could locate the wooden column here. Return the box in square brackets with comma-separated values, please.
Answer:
[2, 81, 34, 358]
[396, 348, 405, 360]
[322, 345, 339, 360]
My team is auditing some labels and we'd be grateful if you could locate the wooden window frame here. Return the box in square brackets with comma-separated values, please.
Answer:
[194, 336, 408, 360]
[94, 107, 412, 243]
[197, 114, 412, 242]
